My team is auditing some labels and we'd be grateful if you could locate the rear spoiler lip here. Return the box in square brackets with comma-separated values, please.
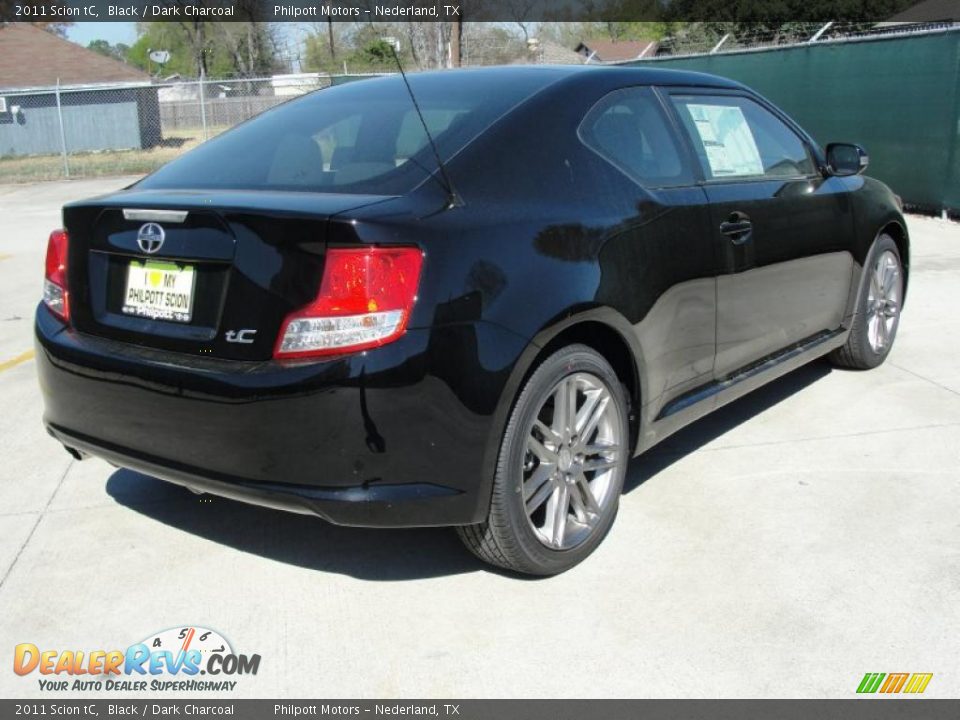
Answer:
[65, 188, 399, 220]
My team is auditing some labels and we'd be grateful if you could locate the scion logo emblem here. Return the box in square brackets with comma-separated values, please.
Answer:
[137, 223, 165, 254]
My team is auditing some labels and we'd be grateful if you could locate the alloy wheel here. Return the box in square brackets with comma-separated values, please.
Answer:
[522, 372, 623, 550]
[866, 249, 903, 353]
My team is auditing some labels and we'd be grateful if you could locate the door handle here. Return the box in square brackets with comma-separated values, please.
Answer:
[720, 213, 752, 244]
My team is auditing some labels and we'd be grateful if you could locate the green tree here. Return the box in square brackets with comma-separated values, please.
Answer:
[303, 22, 351, 73]
[539, 20, 684, 48]
[358, 39, 396, 66]
[303, 23, 415, 74]
[87, 39, 130, 62]
[127, 20, 280, 78]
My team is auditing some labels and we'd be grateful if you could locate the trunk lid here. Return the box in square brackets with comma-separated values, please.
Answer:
[63, 189, 391, 361]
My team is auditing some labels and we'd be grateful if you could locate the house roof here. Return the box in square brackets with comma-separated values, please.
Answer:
[575, 38, 659, 63]
[0, 23, 149, 90]
[538, 40, 585, 65]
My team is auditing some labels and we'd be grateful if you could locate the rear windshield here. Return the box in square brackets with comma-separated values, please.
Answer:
[138, 72, 550, 196]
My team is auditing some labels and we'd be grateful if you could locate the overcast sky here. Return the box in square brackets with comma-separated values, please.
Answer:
[66, 22, 138, 47]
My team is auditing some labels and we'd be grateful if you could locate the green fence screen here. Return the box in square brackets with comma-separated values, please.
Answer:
[630, 28, 960, 211]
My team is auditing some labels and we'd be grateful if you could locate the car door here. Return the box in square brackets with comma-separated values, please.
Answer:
[579, 86, 716, 413]
[667, 90, 856, 379]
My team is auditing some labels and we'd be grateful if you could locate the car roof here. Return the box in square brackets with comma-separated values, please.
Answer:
[405, 64, 744, 91]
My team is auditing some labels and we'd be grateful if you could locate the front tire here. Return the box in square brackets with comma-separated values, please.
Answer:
[830, 233, 904, 370]
[457, 344, 630, 575]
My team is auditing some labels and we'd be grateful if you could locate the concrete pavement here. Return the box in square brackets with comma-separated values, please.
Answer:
[0, 177, 957, 699]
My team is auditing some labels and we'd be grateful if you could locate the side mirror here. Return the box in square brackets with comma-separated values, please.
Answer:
[826, 143, 869, 176]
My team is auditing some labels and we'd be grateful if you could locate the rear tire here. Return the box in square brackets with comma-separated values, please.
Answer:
[457, 344, 630, 575]
[830, 233, 904, 370]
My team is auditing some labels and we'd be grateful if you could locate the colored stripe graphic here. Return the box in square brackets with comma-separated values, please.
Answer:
[857, 673, 885, 693]
[903, 674, 933, 694]
[857, 672, 933, 694]
[880, 673, 909, 693]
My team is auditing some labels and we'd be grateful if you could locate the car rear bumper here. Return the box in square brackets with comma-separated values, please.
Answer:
[45, 423, 466, 526]
[35, 305, 527, 527]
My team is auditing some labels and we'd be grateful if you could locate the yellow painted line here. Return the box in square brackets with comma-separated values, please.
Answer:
[0, 253, 11, 261]
[0, 350, 35, 373]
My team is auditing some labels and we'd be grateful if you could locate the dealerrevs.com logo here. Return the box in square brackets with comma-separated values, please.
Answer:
[13, 626, 261, 692]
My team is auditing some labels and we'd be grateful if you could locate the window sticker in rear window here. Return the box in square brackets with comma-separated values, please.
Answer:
[686, 104, 764, 178]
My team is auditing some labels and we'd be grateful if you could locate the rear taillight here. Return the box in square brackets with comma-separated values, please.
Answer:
[43, 229, 69, 322]
[274, 246, 423, 359]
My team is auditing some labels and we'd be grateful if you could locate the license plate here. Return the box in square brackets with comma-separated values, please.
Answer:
[122, 260, 196, 323]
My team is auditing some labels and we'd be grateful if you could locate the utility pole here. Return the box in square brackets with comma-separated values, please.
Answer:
[450, 19, 462, 67]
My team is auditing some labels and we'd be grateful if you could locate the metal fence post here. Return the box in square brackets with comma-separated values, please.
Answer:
[54, 78, 70, 179]
[809, 22, 834, 43]
[711, 33, 730, 54]
[199, 69, 208, 141]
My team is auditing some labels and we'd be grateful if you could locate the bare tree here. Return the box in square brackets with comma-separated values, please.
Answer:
[408, 22, 449, 70]
[215, 23, 279, 77]
[405, 22, 427, 69]
[505, 0, 540, 41]
[461, 22, 528, 66]
[177, 19, 210, 76]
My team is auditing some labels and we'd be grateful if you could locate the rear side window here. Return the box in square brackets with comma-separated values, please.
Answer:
[579, 87, 694, 188]
[670, 94, 815, 180]
[139, 72, 552, 196]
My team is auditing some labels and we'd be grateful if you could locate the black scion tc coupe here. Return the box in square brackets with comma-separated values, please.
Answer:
[36, 66, 908, 575]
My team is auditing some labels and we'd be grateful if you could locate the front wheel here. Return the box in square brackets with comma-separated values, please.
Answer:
[830, 233, 904, 370]
[457, 344, 630, 575]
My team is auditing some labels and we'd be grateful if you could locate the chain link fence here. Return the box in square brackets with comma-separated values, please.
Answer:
[654, 20, 958, 57]
[0, 73, 388, 184]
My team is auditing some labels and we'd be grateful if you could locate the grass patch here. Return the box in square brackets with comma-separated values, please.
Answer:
[0, 127, 226, 184]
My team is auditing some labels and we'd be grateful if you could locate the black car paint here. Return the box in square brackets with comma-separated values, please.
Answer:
[35, 66, 909, 527]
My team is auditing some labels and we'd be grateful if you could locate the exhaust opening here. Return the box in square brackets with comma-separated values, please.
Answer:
[63, 445, 87, 461]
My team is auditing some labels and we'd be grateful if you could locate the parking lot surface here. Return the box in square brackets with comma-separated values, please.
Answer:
[0, 177, 957, 698]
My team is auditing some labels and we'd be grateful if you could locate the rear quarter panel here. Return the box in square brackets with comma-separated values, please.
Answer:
[343, 73, 721, 464]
